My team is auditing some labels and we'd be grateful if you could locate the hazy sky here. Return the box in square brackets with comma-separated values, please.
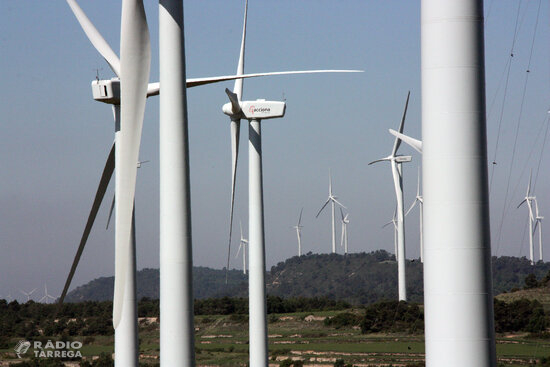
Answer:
[1, 1, 549, 302]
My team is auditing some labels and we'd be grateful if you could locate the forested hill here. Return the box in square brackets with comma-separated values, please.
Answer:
[65, 251, 550, 305]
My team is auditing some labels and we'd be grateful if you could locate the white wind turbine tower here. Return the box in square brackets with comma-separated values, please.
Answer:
[340, 208, 349, 255]
[294, 208, 304, 256]
[20, 288, 37, 302]
[518, 174, 537, 265]
[369, 91, 412, 301]
[236, 222, 249, 275]
[316, 173, 346, 254]
[422, 0, 496, 363]
[533, 198, 544, 262]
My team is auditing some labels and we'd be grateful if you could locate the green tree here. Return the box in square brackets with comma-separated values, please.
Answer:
[525, 273, 539, 289]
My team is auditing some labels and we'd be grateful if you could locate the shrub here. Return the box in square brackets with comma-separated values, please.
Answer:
[324, 312, 361, 329]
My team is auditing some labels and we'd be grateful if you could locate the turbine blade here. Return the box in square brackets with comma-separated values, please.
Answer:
[388, 129, 422, 154]
[392, 91, 410, 156]
[527, 170, 532, 196]
[225, 119, 241, 284]
[527, 200, 534, 222]
[106, 194, 115, 230]
[382, 220, 393, 229]
[368, 156, 391, 165]
[146, 82, 159, 97]
[340, 207, 345, 221]
[66, 0, 121, 77]
[298, 207, 303, 226]
[113, 0, 151, 329]
[233, 0, 248, 100]
[185, 69, 363, 88]
[316, 199, 331, 218]
[59, 143, 115, 306]
[332, 198, 347, 209]
[405, 199, 418, 217]
[225, 88, 241, 115]
[329, 170, 333, 196]
[518, 199, 527, 209]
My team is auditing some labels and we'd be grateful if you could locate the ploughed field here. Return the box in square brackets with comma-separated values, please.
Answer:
[2, 309, 550, 366]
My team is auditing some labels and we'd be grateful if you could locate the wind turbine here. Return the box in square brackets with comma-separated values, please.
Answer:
[382, 207, 398, 260]
[40, 284, 56, 304]
[235, 221, 248, 275]
[340, 208, 349, 255]
[293, 208, 304, 256]
[222, 0, 362, 276]
[223, 91, 286, 367]
[60, 0, 151, 364]
[218, 3, 360, 364]
[518, 174, 537, 265]
[387, 131, 424, 263]
[533, 198, 544, 262]
[369, 91, 412, 301]
[405, 167, 424, 262]
[316, 173, 346, 254]
[20, 288, 37, 302]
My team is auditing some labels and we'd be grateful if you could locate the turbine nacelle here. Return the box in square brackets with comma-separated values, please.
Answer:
[223, 99, 286, 120]
[242, 100, 286, 120]
[92, 78, 120, 105]
[394, 155, 412, 163]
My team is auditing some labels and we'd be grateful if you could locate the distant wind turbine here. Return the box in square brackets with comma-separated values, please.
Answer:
[316, 173, 346, 254]
[293, 208, 304, 256]
[382, 206, 399, 260]
[20, 288, 37, 302]
[40, 284, 56, 304]
[235, 221, 248, 275]
[405, 167, 424, 262]
[518, 173, 536, 265]
[389, 130, 423, 263]
[340, 208, 349, 255]
[369, 91, 412, 301]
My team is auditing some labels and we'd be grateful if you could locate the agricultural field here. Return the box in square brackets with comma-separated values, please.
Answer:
[2, 309, 550, 366]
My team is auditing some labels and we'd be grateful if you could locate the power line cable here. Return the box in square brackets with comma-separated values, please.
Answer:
[489, 1, 524, 193]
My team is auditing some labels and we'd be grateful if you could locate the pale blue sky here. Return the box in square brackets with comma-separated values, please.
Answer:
[0, 1, 548, 302]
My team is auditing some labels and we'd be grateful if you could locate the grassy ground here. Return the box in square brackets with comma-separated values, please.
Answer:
[2, 310, 550, 366]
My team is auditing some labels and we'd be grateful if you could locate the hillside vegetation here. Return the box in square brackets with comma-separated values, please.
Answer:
[65, 251, 550, 305]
